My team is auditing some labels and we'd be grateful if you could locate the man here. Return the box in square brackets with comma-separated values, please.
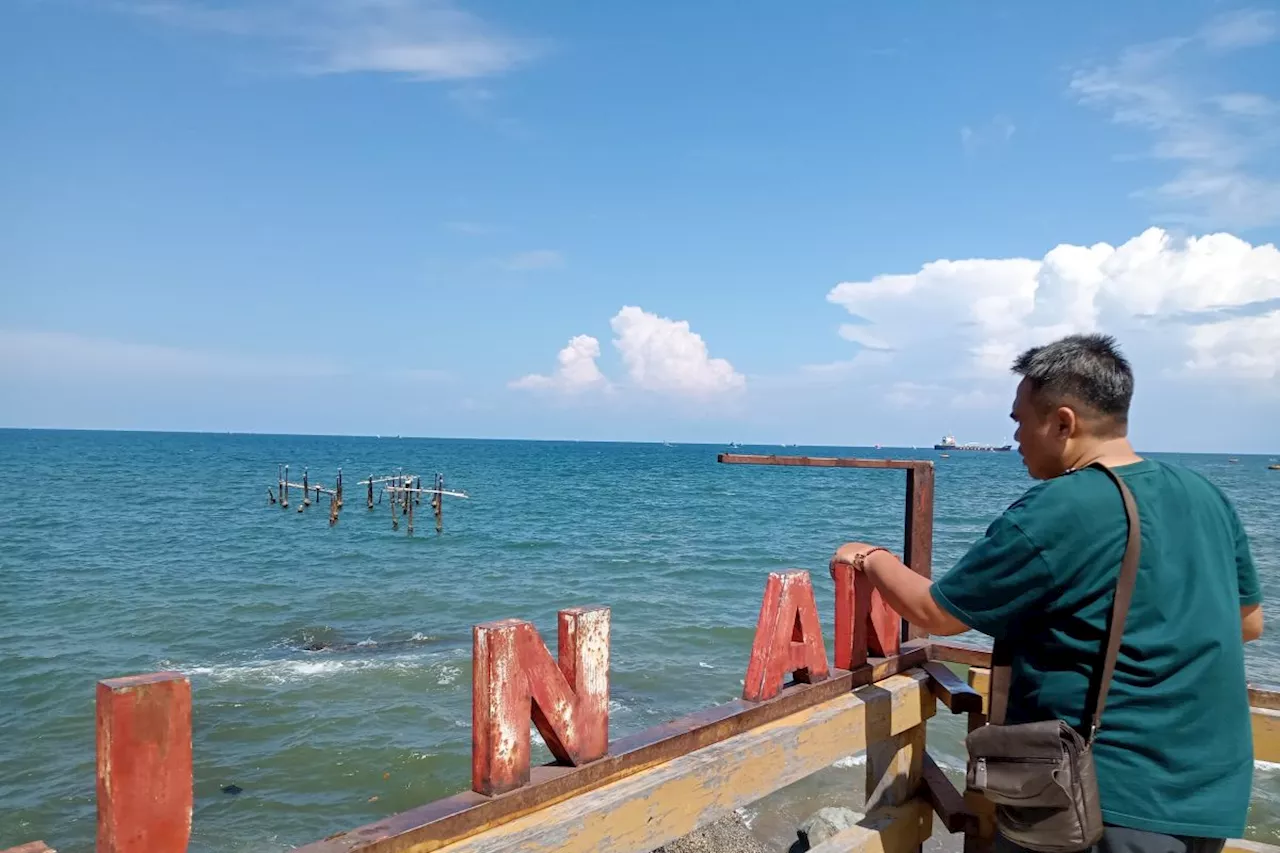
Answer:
[832, 333, 1263, 853]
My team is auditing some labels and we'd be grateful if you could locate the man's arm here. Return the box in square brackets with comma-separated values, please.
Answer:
[830, 543, 970, 636]
[1243, 604, 1264, 643]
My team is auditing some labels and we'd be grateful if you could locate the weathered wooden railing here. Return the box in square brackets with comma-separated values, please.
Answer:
[7, 455, 1278, 853]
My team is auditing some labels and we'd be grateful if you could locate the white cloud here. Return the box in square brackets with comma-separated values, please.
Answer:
[609, 306, 745, 397]
[511, 307, 744, 399]
[502, 249, 564, 271]
[825, 227, 1280, 399]
[127, 0, 543, 81]
[1201, 8, 1278, 51]
[1070, 13, 1280, 227]
[509, 334, 609, 394]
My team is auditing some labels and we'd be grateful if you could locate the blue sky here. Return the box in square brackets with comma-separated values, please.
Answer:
[2, 1, 1279, 451]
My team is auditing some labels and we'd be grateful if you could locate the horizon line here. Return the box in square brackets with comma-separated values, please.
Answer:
[0, 426, 1276, 458]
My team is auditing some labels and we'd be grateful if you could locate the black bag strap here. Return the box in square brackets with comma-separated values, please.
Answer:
[988, 462, 1141, 744]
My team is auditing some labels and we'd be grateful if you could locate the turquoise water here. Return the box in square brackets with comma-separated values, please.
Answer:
[1, 430, 1278, 852]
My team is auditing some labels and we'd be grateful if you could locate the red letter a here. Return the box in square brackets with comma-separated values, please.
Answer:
[742, 570, 830, 702]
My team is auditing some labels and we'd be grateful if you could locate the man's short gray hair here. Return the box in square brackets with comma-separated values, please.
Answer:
[1012, 334, 1134, 426]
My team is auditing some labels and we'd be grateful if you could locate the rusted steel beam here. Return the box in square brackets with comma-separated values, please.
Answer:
[472, 607, 610, 796]
[921, 661, 983, 714]
[928, 640, 993, 668]
[742, 570, 830, 701]
[903, 464, 934, 641]
[717, 453, 935, 643]
[96, 672, 192, 853]
[718, 453, 927, 470]
[296, 645, 931, 853]
[368, 672, 936, 853]
[920, 751, 974, 834]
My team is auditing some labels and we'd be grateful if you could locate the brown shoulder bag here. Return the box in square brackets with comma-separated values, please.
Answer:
[964, 462, 1141, 853]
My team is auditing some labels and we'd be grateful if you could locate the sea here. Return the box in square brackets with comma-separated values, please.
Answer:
[2, 430, 1279, 852]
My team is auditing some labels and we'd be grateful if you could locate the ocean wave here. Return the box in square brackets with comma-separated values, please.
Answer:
[176, 652, 458, 685]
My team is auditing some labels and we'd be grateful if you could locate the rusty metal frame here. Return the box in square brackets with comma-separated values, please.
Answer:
[716, 453, 935, 641]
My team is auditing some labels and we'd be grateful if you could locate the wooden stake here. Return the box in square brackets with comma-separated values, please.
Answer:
[415, 476, 422, 506]
[282, 465, 289, 509]
[407, 484, 414, 535]
[267, 486, 276, 505]
[303, 469, 311, 507]
[435, 473, 444, 534]
[368, 474, 374, 510]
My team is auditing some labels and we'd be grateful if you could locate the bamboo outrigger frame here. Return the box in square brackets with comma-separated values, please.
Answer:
[11, 454, 1278, 853]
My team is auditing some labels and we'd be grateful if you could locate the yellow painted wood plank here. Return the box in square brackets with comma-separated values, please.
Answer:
[806, 799, 933, 853]
[430, 670, 937, 853]
[1253, 707, 1280, 765]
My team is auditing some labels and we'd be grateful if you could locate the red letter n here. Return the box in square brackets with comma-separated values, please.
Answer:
[472, 605, 610, 796]
[830, 562, 901, 670]
[742, 570, 830, 702]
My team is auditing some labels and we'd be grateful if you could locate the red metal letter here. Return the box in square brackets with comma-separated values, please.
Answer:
[830, 562, 901, 670]
[472, 606, 610, 796]
[96, 672, 192, 853]
[742, 570, 830, 702]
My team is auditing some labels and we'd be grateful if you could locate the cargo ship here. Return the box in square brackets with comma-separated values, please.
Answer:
[934, 434, 1012, 452]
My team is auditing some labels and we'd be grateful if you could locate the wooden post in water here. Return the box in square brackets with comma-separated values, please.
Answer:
[390, 481, 398, 530]
[282, 465, 289, 510]
[267, 486, 276, 505]
[336, 469, 343, 508]
[367, 475, 374, 510]
[407, 483, 415, 535]
[415, 476, 422, 506]
[303, 469, 311, 508]
[434, 473, 444, 534]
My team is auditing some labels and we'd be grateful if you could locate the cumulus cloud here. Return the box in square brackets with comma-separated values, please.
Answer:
[826, 227, 1280, 392]
[609, 306, 745, 396]
[509, 334, 609, 393]
[1070, 12, 1280, 227]
[511, 307, 744, 398]
[126, 0, 543, 81]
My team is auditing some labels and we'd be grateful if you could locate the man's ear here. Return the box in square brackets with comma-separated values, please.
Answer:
[1054, 405, 1077, 439]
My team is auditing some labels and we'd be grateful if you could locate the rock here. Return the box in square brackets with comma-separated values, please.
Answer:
[797, 806, 864, 848]
[651, 812, 768, 853]
[222, 784, 243, 795]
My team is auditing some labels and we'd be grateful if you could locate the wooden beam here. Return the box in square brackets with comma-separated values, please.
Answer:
[806, 800, 933, 853]
[1253, 707, 1280, 764]
[296, 644, 932, 853]
[963, 666, 995, 853]
[920, 752, 973, 834]
[921, 662, 983, 714]
[966, 667, 991, 716]
[1250, 685, 1280, 711]
[416, 671, 936, 853]
[866, 726, 924, 813]
[928, 641, 993, 669]
[1225, 841, 1280, 853]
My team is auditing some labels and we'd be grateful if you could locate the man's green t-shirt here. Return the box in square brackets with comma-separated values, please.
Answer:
[931, 459, 1261, 839]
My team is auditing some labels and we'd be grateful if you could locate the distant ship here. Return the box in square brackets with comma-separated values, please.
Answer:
[934, 434, 1012, 452]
